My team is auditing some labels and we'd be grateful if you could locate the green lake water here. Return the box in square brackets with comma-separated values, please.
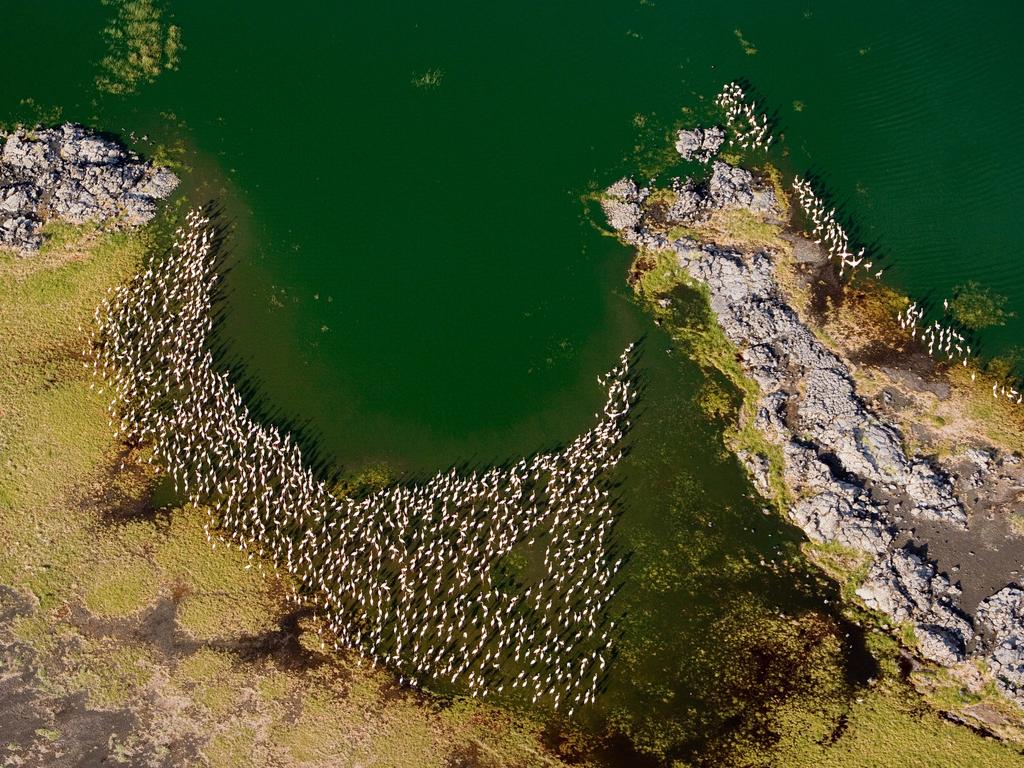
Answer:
[4, 1, 1024, 762]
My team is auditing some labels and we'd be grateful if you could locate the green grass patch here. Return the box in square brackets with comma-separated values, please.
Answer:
[69, 640, 153, 709]
[703, 207, 786, 252]
[666, 223, 704, 242]
[83, 556, 161, 618]
[176, 647, 244, 716]
[772, 677, 1024, 767]
[760, 163, 791, 220]
[38, 221, 100, 254]
[153, 507, 282, 639]
[204, 724, 259, 768]
[802, 541, 873, 602]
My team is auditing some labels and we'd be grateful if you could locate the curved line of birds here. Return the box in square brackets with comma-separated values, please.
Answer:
[86, 208, 640, 715]
[715, 81, 1019, 406]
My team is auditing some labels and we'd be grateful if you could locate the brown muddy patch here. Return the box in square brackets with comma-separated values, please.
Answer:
[69, 594, 323, 673]
[0, 586, 163, 768]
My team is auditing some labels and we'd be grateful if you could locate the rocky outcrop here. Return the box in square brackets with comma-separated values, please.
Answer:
[0, 124, 178, 252]
[602, 178, 646, 235]
[707, 160, 776, 213]
[857, 549, 974, 665]
[674, 126, 725, 163]
[669, 237, 966, 527]
[977, 588, 1024, 697]
[601, 138, 1024, 702]
[605, 161, 778, 253]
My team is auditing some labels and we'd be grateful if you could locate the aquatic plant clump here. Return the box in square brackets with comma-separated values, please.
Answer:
[950, 281, 1015, 330]
[96, 0, 182, 95]
[411, 69, 444, 90]
[89, 210, 636, 712]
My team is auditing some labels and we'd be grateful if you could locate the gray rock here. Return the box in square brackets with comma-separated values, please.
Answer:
[0, 123, 179, 253]
[977, 587, 1024, 696]
[674, 126, 726, 163]
[915, 624, 972, 666]
[666, 178, 708, 223]
[601, 177, 645, 241]
[905, 460, 965, 525]
[977, 587, 1024, 641]
[966, 447, 994, 468]
[856, 548, 973, 663]
[755, 391, 790, 442]
[782, 441, 834, 490]
[602, 162, 781, 246]
[708, 161, 777, 214]
[791, 487, 894, 554]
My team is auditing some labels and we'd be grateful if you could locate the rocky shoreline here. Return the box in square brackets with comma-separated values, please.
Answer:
[602, 131, 1024, 706]
[0, 123, 178, 252]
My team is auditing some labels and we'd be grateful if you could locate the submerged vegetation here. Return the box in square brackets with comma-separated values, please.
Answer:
[329, 462, 394, 500]
[733, 28, 758, 56]
[950, 280, 1015, 330]
[631, 190, 794, 516]
[412, 68, 445, 90]
[96, 0, 182, 95]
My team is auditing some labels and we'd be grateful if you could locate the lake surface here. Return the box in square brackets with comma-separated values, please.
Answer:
[4, 0, 1023, 761]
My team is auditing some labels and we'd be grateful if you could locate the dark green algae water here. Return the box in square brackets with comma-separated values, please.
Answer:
[4, 0, 1024, 761]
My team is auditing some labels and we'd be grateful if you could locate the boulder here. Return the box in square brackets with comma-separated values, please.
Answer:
[674, 126, 726, 163]
[708, 161, 777, 213]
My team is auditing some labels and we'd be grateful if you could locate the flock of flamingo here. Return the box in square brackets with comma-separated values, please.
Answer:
[89, 209, 638, 713]
[714, 81, 773, 150]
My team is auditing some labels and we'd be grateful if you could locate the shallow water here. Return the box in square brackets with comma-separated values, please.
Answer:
[3, 0, 1022, 761]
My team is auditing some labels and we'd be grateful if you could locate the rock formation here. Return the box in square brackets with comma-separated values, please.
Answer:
[0, 124, 178, 252]
[674, 126, 726, 163]
[602, 131, 1024, 705]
